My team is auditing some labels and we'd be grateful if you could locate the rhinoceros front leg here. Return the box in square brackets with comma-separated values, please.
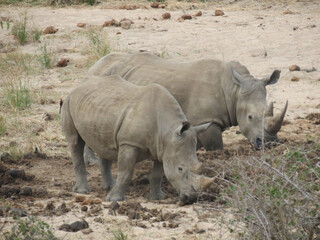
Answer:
[84, 145, 98, 166]
[106, 145, 138, 201]
[97, 156, 115, 191]
[149, 161, 166, 200]
[197, 123, 223, 151]
[70, 137, 91, 194]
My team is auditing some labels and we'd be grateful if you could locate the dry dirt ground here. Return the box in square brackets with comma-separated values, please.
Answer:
[0, 0, 320, 239]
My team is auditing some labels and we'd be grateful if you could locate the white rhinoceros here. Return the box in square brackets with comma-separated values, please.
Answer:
[87, 52, 288, 151]
[61, 75, 214, 202]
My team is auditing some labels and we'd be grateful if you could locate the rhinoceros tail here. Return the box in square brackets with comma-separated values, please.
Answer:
[59, 98, 63, 114]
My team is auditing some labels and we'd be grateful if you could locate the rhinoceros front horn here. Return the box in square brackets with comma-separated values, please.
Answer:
[199, 176, 215, 191]
[265, 100, 288, 135]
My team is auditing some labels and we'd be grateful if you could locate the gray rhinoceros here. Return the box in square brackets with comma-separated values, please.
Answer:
[61, 75, 214, 202]
[87, 52, 288, 150]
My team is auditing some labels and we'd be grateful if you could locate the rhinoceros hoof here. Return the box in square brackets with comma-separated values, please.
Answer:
[102, 181, 115, 191]
[149, 191, 166, 200]
[72, 184, 90, 194]
[106, 191, 125, 202]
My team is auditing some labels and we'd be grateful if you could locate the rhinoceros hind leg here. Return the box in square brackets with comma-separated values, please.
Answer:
[84, 145, 98, 166]
[69, 136, 91, 193]
[98, 156, 115, 191]
[197, 123, 223, 151]
[148, 161, 166, 200]
[106, 145, 138, 202]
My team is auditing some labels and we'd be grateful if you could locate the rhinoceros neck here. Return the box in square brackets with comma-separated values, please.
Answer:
[221, 64, 239, 128]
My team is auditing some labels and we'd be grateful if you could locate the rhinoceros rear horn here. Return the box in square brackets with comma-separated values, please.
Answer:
[191, 162, 203, 174]
[193, 122, 212, 135]
[265, 100, 288, 135]
[199, 176, 215, 191]
[265, 102, 274, 117]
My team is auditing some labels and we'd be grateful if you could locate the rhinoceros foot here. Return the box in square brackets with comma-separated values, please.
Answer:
[106, 190, 125, 202]
[72, 184, 91, 194]
[102, 179, 115, 191]
[148, 190, 166, 200]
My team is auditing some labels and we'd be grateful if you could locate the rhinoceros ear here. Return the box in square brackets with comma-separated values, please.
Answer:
[263, 70, 281, 86]
[232, 70, 246, 87]
[176, 121, 191, 136]
[193, 122, 212, 135]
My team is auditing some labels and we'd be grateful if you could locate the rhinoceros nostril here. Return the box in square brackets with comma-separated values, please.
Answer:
[255, 138, 262, 150]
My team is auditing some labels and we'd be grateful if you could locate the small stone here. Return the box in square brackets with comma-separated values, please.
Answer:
[82, 228, 93, 235]
[116, 32, 121, 34]
[70, 220, 89, 232]
[162, 13, 171, 20]
[283, 10, 295, 14]
[180, 14, 192, 20]
[46, 202, 55, 211]
[291, 76, 299, 82]
[20, 186, 32, 196]
[54, 181, 61, 186]
[8, 169, 26, 179]
[293, 26, 299, 31]
[103, 19, 120, 27]
[289, 65, 300, 71]
[194, 11, 202, 17]
[74, 195, 86, 202]
[121, 20, 132, 30]
[56, 58, 69, 67]
[196, 229, 206, 234]
[151, 2, 159, 8]
[215, 10, 224, 16]
[94, 217, 103, 223]
[43, 26, 58, 34]
[81, 206, 88, 212]
[168, 221, 179, 228]
[77, 23, 86, 28]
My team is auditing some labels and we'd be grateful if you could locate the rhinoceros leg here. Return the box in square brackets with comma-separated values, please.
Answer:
[149, 161, 166, 200]
[106, 145, 138, 201]
[84, 145, 98, 166]
[69, 136, 91, 194]
[197, 124, 223, 151]
[97, 156, 115, 191]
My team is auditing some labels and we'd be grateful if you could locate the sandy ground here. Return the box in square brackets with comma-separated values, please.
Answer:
[0, 0, 320, 239]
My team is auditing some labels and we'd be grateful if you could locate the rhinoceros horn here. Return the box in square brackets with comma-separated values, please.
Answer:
[265, 100, 288, 135]
[191, 162, 203, 174]
[199, 176, 216, 191]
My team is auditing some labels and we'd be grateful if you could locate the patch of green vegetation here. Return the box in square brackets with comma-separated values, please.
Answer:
[4, 216, 56, 240]
[111, 229, 128, 240]
[0, 115, 7, 136]
[11, 13, 28, 45]
[86, 28, 111, 66]
[38, 42, 52, 69]
[2, 79, 32, 110]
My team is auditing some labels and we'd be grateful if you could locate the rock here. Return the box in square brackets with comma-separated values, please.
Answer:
[289, 65, 300, 71]
[59, 223, 71, 232]
[81, 206, 88, 212]
[74, 195, 86, 202]
[8, 169, 26, 179]
[46, 202, 55, 211]
[56, 58, 69, 67]
[151, 2, 159, 8]
[215, 10, 224, 16]
[54, 181, 61, 186]
[194, 11, 202, 17]
[121, 20, 132, 30]
[94, 217, 103, 223]
[43, 26, 58, 34]
[77, 23, 86, 28]
[291, 76, 299, 82]
[82, 228, 93, 235]
[8, 187, 21, 196]
[162, 13, 171, 20]
[89, 205, 102, 215]
[20, 186, 32, 196]
[102, 19, 120, 27]
[116, 32, 121, 34]
[293, 26, 299, 31]
[43, 112, 57, 121]
[180, 14, 192, 20]
[57, 203, 70, 215]
[70, 220, 89, 232]
[283, 10, 295, 14]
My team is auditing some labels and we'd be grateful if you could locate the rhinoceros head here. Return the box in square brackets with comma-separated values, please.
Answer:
[232, 69, 288, 150]
[161, 121, 215, 203]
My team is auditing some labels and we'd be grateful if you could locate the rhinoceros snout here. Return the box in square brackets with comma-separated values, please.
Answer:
[179, 193, 197, 204]
[254, 137, 262, 150]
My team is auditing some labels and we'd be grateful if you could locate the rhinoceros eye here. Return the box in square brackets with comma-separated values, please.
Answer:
[248, 115, 253, 120]
[178, 167, 183, 171]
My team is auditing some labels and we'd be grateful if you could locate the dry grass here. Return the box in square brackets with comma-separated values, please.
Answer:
[213, 140, 320, 239]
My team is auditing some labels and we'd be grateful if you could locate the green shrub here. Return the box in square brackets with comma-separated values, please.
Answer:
[11, 13, 28, 45]
[38, 42, 52, 69]
[86, 28, 111, 64]
[112, 229, 128, 240]
[3, 80, 32, 110]
[0, 115, 7, 136]
[4, 216, 56, 240]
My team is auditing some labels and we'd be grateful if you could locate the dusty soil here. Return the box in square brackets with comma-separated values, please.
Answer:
[0, 0, 320, 239]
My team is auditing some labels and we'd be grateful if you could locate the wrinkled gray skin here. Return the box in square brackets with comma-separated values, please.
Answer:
[61, 75, 214, 202]
[87, 52, 288, 152]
